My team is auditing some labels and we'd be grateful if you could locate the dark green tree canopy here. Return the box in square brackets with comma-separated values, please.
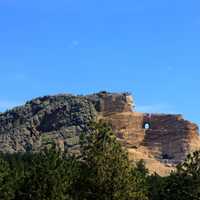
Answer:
[1, 123, 200, 200]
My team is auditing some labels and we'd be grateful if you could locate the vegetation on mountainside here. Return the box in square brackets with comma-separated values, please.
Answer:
[0, 122, 200, 200]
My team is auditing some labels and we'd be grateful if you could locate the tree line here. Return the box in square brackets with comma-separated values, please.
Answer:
[0, 122, 200, 200]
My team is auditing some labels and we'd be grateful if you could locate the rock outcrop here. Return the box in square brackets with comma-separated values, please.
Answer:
[0, 91, 199, 175]
[0, 95, 97, 154]
[87, 91, 134, 113]
[93, 92, 200, 175]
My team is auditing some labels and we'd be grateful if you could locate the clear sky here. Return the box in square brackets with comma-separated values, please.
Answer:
[0, 0, 200, 126]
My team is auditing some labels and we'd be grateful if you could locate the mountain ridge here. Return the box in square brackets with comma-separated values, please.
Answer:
[0, 91, 199, 175]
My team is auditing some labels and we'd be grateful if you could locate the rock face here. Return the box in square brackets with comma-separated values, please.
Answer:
[87, 92, 134, 113]
[93, 92, 200, 175]
[0, 95, 97, 153]
[0, 91, 199, 175]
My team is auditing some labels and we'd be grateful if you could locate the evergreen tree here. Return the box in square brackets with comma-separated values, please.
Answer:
[0, 155, 15, 200]
[78, 122, 149, 200]
[156, 151, 200, 200]
[147, 173, 165, 200]
[130, 160, 149, 200]
[14, 148, 79, 200]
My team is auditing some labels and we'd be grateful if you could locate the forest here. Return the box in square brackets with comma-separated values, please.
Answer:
[0, 123, 200, 200]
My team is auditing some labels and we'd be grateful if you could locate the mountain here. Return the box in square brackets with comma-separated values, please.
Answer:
[0, 91, 199, 175]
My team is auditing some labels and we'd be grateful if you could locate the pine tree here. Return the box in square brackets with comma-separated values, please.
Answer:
[158, 151, 200, 200]
[15, 148, 79, 200]
[78, 122, 149, 200]
[0, 155, 15, 200]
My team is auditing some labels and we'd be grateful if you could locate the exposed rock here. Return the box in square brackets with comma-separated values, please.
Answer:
[0, 94, 97, 153]
[0, 91, 199, 175]
[86, 91, 134, 114]
[92, 92, 200, 175]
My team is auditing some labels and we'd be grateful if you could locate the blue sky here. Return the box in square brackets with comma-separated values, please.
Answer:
[0, 0, 200, 126]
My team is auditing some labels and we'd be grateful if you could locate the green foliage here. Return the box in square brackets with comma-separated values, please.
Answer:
[130, 160, 149, 200]
[168, 151, 200, 200]
[148, 151, 200, 200]
[0, 150, 80, 200]
[177, 151, 200, 177]
[0, 155, 15, 200]
[15, 149, 79, 200]
[147, 173, 165, 200]
[78, 122, 149, 200]
[2, 123, 200, 200]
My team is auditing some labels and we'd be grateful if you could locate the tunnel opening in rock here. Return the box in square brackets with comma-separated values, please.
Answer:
[143, 122, 150, 130]
[162, 154, 174, 160]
